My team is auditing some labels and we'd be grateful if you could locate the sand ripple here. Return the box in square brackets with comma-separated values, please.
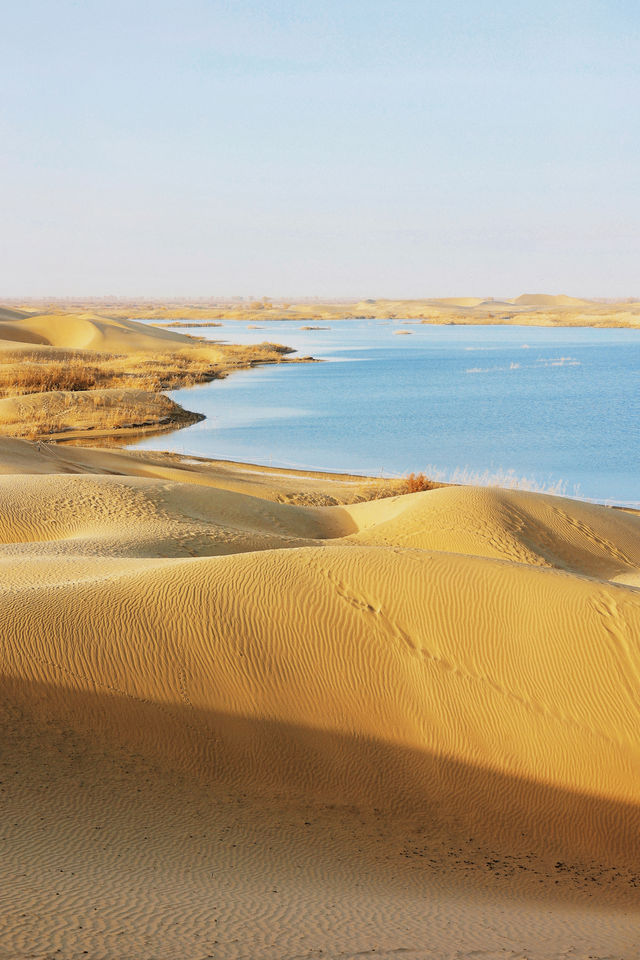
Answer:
[1, 440, 639, 958]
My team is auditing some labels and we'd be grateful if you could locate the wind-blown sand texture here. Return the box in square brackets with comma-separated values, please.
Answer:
[1, 438, 639, 959]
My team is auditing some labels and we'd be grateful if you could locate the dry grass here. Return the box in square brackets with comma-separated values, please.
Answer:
[0, 343, 299, 399]
[150, 321, 224, 328]
[404, 471, 435, 493]
[340, 472, 440, 502]
[0, 356, 99, 395]
[2, 389, 202, 440]
[0, 341, 306, 440]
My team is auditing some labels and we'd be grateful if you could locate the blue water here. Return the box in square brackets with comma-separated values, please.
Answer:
[129, 320, 640, 506]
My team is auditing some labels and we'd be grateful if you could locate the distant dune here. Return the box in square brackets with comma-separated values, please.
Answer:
[428, 297, 487, 307]
[1, 439, 639, 957]
[476, 298, 518, 307]
[0, 306, 33, 322]
[5, 296, 639, 327]
[512, 293, 591, 307]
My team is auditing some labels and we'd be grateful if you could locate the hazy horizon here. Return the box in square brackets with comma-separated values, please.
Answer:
[2, 1, 638, 298]
[5, 292, 639, 304]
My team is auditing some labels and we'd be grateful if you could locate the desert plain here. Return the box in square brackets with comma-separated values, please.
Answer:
[0, 302, 639, 960]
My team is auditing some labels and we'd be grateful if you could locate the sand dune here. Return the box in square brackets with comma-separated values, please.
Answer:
[6, 295, 640, 327]
[476, 298, 516, 307]
[428, 297, 487, 307]
[0, 306, 33, 322]
[1, 438, 639, 958]
[346, 484, 640, 581]
[513, 293, 591, 307]
[0, 310, 199, 353]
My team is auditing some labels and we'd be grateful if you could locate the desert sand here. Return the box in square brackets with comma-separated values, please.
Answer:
[1, 305, 639, 959]
[8, 294, 639, 327]
[1, 435, 639, 959]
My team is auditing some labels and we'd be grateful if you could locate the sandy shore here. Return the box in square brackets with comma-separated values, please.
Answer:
[1, 305, 639, 958]
[1, 436, 640, 959]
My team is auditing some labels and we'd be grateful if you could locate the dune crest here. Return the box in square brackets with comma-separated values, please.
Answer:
[0, 310, 201, 353]
[1, 439, 639, 958]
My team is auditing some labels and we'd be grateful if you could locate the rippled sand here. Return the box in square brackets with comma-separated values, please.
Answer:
[0, 439, 639, 958]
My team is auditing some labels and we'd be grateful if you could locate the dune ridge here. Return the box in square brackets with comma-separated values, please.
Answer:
[10, 294, 638, 327]
[1, 438, 639, 958]
[0, 310, 206, 353]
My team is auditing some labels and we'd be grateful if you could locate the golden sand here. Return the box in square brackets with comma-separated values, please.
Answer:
[0, 437, 639, 958]
[0, 305, 639, 958]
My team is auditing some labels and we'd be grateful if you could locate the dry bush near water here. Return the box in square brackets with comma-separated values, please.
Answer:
[0, 342, 297, 399]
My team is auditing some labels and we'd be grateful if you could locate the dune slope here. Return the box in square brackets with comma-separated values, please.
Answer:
[1, 439, 639, 959]
[0, 310, 201, 353]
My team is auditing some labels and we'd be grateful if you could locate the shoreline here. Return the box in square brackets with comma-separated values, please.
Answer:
[40, 437, 640, 513]
[1, 308, 633, 508]
[0, 437, 418, 503]
[1, 425, 639, 955]
[0, 308, 317, 442]
[123, 448, 640, 512]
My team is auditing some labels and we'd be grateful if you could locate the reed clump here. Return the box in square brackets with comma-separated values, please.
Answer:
[0, 343, 297, 399]
[0, 341, 302, 440]
[3, 389, 202, 440]
[0, 356, 99, 395]
[404, 472, 434, 493]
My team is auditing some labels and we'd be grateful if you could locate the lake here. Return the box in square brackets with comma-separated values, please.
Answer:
[129, 320, 640, 506]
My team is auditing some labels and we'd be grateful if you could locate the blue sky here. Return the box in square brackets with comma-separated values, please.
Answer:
[1, 1, 638, 297]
